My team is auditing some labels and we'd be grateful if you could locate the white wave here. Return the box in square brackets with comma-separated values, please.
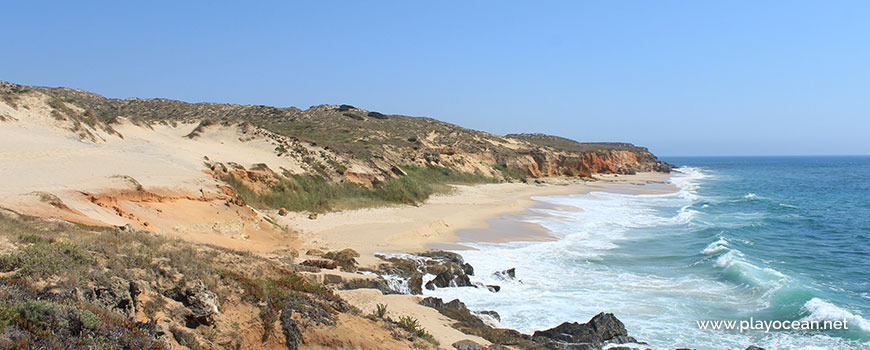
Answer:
[802, 298, 870, 332]
[780, 203, 799, 209]
[673, 205, 698, 224]
[380, 274, 411, 294]
[715, 249, 742, 268]
[701, 237, 729, 255]
[743, 193, 759, 200]
[669, 166, 706, 202]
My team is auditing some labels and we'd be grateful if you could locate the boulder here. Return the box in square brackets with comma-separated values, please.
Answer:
[323, 248, 359, 271]
[277, 207, 288, 216]
[493, 268, 515, 280]
[377, 250, 476, 293]
[177, 280, 220, 327]
[477, 310, 501, 322]
[746, 347, 766, 350]
[301, 259, 338, 269]
[485, 285, 501, 292]
[532, 312, 636, 349]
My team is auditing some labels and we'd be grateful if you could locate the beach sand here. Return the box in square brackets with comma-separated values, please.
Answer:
[284, 172, 676, 267]
[289, 172, 676, 346]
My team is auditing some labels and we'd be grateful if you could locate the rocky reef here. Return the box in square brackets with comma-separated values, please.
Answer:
[359, 251, 769, 350]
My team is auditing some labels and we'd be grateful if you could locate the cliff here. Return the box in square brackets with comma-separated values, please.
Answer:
[0, 81, 671, 187]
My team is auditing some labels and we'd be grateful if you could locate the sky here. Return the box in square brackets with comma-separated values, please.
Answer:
[1, 1, 868, 156]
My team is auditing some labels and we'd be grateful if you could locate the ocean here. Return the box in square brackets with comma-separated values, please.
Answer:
[424, 156, 870, 350]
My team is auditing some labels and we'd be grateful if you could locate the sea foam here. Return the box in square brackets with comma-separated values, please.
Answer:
[802, 298, 870, 333]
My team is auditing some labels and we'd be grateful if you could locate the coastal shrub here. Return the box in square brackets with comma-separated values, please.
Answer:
[79, 310, 101, 330]
[17, 299, 67, 330]
[221, 165, 495, 212]
[0, 302, 17, 332]
[2, 241, 93, 278]
[492, 164, 524, 180]
[367, 111, 388, 119]
[337, 104, 355, 112]
[343, 112, 364, 121]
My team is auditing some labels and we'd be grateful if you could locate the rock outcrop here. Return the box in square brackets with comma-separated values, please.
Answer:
[532, 313, 637, 349]
[374, 251, 476, 294]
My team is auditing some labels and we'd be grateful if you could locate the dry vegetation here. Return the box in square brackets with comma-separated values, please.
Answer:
[0, 211, 434, 349]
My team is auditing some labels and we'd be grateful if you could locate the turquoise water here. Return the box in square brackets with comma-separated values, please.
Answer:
[425, 156, 870, 350]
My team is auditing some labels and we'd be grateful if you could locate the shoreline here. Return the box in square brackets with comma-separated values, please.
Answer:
[290, 172, 678, 348]
[283, 172, 676, 267]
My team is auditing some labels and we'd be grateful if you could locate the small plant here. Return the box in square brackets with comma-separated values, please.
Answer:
[0, 302, 17, 332]
[79, 310, 101, 330]
[375, 303, 388, 318]
[398, 315, 438, 345]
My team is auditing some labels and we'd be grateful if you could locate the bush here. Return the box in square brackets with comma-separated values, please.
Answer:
[367, 111, 388, 119]
[0, 302, 17, 332]
[1, 241, 93, 277]
[79, 310, 101, 330]
[343, 112, 364, 121]
[337, 104, 355, 112]
[17, 299, 67, 330]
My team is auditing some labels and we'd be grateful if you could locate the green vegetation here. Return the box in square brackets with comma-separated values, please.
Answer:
[367, 111, 388, 119]
[217, 269, 334, 340]
[492, 164, 524, 180]
[375, 303, 388, 318]
[222, 165, 495, 212]
[342, 112, 364, 121]
[398, 315, 438, 345]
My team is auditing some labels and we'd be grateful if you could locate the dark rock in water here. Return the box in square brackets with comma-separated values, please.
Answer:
[745, 346, 766, 350]
[452, 339, 485, 350]
[280, 307, 301, 350]
[426, 269, 473, 289]
[477, 310, 501, 322]
[532, 312, 636, 349]
[376, 250, 476, 293]
[486, 285, 501, 292]
[463, 262, 475, 276]
[409, 273, 424, 295]
[493, 268, 516, 280]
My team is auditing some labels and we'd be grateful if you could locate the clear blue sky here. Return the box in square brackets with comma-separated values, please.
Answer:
[2, 1, 868, 156]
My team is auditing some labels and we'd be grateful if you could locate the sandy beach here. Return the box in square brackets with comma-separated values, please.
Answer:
[284, 172, 676, 267]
